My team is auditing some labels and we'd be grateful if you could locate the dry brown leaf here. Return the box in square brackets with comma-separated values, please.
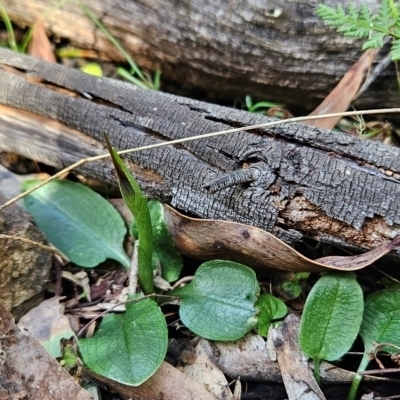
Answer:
[201, 334, 280, 382]
[307, 49, 378, 130]
[18, 297, 75, 358]
[272, 314, 326, 400]
[85, 362, 217, 400]
[164, 205, 400, 272]
[0, 302, 91, 400]
[28, 20, 56, 63]
[177, 339, 233, 399]
[201, 333, 382, 384]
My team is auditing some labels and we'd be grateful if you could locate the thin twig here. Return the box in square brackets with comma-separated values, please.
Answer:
[76, 293, 177, 338]
[1, 108, 400, 211]
[357, 368, 400, 375]
[172, 275, 194, 289]
[128, 240, 139, 296]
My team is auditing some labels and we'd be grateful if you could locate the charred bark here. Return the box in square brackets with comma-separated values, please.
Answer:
[0, 48, 400, 256]
[1, 0, 397, 110]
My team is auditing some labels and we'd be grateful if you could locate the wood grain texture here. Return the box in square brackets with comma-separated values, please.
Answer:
[1, 48, 400, 256]
[1, 0, 396, 110]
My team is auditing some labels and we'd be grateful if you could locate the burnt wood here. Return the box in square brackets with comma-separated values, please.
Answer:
[0, 48, 400, 256]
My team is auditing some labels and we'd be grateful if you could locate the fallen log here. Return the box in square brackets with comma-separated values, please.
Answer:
[0, 48, 400, 258]
[1, 0, 396, 110]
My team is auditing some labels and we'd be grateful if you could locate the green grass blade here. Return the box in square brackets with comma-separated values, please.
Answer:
[79, 3, 146, 82]
[117, 67, 151, 89]
[0, 2, 18, 52]
[152, 70, 161, 90]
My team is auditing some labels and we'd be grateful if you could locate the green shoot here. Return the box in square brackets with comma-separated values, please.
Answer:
[245, 95, 284, 114]
[79, 2, 160, 90]
[104, 134, 154, 294]
[0, 1, 17, 51]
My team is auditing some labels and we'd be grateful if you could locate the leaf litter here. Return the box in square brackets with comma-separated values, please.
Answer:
[164, 205, 400, 272]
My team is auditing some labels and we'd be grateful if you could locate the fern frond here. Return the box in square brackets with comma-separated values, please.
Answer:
[374, 0, 396, 31]
[315, 5, 347, 27]
[390, 39, 400, 60]
[359, 4, 373, 25]
[316, 1, 400, 59]
[394, 25, 400, 38]
[362, 32, 386, 49]
[390, 0, 399, 20]
[316, 4, 372, 39]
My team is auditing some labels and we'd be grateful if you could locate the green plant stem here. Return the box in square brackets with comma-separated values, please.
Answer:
[0, 2, 17, 51]
[347, 353, 371, 400]
[395, 61, 400, 92]
[20, 28, 33, 53]
[348, 20, 400, 40]
[313, 358, 321, 384]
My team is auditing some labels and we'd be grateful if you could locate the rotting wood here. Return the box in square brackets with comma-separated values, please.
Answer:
[1, 0, 397, 111]
[1, 48, 400, 257]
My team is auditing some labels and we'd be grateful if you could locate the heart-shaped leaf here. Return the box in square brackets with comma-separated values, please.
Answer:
[23, 179, 130, 268]
[171, 260, 259, 341]
[299, 272, 363, 382]
[79, 298, 167, 386]
[255, 294, 287, 337]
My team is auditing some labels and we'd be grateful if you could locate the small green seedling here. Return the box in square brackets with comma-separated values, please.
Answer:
[255, 294, 287, 337]
[23, 144, 264, 386]
[79, 2, 160, 90]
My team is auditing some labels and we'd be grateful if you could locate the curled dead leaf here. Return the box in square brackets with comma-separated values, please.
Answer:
[307, 49, 379, 130]
[164, 205, 400, 272]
